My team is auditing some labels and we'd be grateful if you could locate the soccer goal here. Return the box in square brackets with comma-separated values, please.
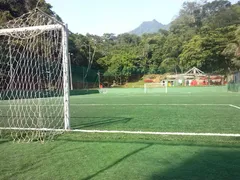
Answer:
[0, 9, 70, 142]
[144, 82, 168, 94]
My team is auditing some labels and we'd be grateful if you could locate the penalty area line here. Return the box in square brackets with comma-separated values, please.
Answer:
[71, 129, 240, 137]
[1, 128, 239, 137]
[229, 104, 240, 110]
[71, 103, 228, 106]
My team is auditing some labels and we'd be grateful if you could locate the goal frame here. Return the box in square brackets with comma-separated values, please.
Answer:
[0, 24, 62, 35]
[144, 82, 168, 94]
[0, 24, 70, 131]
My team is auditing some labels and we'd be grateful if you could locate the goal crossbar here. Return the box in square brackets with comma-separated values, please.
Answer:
[0, 24, 62, 35]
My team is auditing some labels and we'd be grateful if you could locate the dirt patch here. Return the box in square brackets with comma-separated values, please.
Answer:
[143, 74, 169, 83]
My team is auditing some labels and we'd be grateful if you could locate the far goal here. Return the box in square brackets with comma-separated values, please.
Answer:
[144, 82, 168, 94]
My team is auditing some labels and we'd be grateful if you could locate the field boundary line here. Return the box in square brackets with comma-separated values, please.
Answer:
[0, 103, 233, 107]
[72, 129, 240, 137]
[1, 127, 240, 137]
[0, 103, 231, 107]
[73, 95, 240, 99]
[229, 104, 240, 110]
[71, 103, 229, 106]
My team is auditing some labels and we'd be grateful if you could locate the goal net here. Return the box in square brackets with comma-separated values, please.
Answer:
[0, 9, 70, 142]
[144, 82, 168, 94]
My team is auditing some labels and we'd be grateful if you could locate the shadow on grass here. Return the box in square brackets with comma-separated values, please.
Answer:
[83, 144, 153, 180]
[0, 139, 10, 145]
[5, 164, 41, 179]
[151, 149, 240, 180]
[71, 117, 132, 129]
[59, 134, 240, 149]
[57, 137, 240, 179]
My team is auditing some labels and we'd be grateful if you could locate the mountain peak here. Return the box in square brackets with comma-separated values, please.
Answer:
[129, 19, 169, 36]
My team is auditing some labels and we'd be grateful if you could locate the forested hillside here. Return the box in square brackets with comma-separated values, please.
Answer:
[1, 0, 240, 84]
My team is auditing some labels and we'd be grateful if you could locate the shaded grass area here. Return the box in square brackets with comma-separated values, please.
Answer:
[2, 92, 240, 132]
[70, 92, 240, 105]
[1, 133, 240, 180]
[70, 92, 240, 134]
[70, 105, 240, 133]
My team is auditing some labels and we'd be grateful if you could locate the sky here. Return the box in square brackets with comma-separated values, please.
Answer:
[46, 0, 239, 36]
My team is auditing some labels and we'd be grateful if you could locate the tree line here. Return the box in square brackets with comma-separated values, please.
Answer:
[1, 0, 240, 83]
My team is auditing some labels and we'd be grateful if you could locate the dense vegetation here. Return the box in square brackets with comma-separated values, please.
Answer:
[69, 0, 240, 83]
[1, 0, 240, 84]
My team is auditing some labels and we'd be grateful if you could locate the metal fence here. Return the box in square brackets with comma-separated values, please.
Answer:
[228, 71, 240, 92]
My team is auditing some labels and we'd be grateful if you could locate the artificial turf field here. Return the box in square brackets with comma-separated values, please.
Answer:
[1, 87, 240, 180]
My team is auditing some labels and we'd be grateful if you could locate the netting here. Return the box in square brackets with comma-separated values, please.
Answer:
[0, 9, 69, 142]
[144, 83, 167, 94]
[228, 72, 240, 92]
[71, 65, 99, 90]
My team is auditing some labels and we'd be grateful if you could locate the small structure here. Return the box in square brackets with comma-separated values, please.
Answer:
[163, 67, 225, 86]
[184, 67, 205, 76]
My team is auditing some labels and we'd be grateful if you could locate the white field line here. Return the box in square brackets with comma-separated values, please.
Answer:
[0, 103, 229, 107]
[229, 104, 240, 110]
[75, 94, 240, 99]
[71, 104, 229, 106]
[72, 129, 240, 137]
[1, 127, 240, 137]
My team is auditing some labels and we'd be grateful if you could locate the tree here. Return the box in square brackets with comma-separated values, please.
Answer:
[180, 35, 211, 70]
[204, 2, 240, 29]
[97, 44, 139, 84]
[180, 26, 237, 73]
[0, 0, 58, 25]
[222, 27, 240, 69]
[117, 33, 141, 46]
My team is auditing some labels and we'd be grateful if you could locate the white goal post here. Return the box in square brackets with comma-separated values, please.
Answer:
[0, 24, 62, 35]
[144, 82, 168, 94]
[0, 10, 70, 142]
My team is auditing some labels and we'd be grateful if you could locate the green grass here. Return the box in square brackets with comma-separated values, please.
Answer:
[71, 105, 240, 133]
[70, 91, 240, 134]
[1, 89, 240, 179]
[1, 134, 240, 180]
